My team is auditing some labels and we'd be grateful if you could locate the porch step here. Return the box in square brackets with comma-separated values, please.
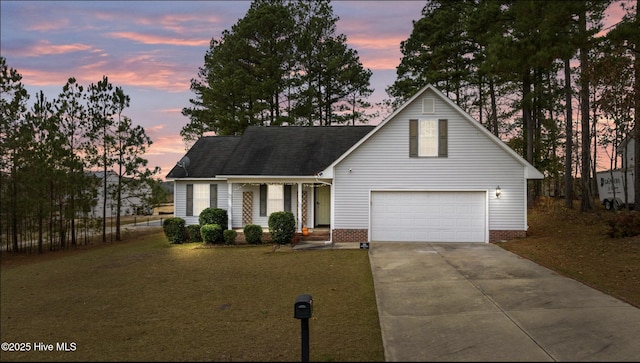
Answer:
[298, 230, 330, 242]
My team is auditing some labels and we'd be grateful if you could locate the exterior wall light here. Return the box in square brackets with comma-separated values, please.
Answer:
[496, 186, 502, 199]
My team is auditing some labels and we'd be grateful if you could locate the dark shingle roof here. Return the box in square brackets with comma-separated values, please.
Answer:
[165, 126, 375, 179]
[220, 126, 375, 176]
[165, 136, 241, 178]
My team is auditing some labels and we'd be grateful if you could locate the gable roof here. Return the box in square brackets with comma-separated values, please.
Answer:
[166, 136, 241, 178]
[165, 126, 375, 179]
[220, 125, 375, 176]
[320, 84, 544, 179]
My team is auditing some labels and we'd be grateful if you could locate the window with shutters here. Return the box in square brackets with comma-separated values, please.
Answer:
[186, 183, 218, 217]
[267, 184, 284, 215]
[259, 184, 292, 216]
[409, 119, 448, 158]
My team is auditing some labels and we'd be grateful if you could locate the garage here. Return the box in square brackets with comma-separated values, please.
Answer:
[370, 191, 487, 242]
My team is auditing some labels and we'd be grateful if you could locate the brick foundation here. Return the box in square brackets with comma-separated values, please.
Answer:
[332, 229, 368, 243]
[332, 229, 525, 243]
[489, 230, 526, 242]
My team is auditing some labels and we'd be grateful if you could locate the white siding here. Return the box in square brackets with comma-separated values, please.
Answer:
[333, 88, 527, 232]
[174, 180, 228, 225]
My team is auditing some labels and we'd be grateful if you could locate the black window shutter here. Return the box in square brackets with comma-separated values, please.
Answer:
[186, 184, 193, 216]
[284, 185, 292, 212]
[438, 119, 448, 157]
[409, 119, 418, 157]
[259, 184, 267, 216]
[210, 184, 217, 208]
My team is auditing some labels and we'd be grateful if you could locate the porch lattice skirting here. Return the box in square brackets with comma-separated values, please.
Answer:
[301, 191, 307, 227]
[489, 230, 526, 242]
[242, 192, 253, 225]
[332, 229, 368, 243]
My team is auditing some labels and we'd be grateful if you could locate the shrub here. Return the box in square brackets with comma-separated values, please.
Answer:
[607, 211, 640, 238]
[199, 208, 228, 230]
[243, 224, 264, 245]
[268, 211, 296, 245]
[223, 229, 237, 245]
[162, 217, 186, 244]
[186, 224, 202, 242]
[201, 224, 223, 244]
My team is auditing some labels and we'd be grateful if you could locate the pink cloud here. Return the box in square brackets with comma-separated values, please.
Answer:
[146, 124, 165, 133]
[11, 40, 94, 57]
[347, 35, 405, 70]
[68, 53, 193, 92]
[25, 18, 71, 32]
[18, 56, 191, 93]
[156, 14, 224, 36]
[145, 135, 191, 175]
[362, 57, 403, 71]
[107, 31, 209, 47]
[349, 35, 406, 51]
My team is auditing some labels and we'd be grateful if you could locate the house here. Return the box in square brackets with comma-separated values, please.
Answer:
[89, 171, 153, 218]
[166, 85, 544, 243]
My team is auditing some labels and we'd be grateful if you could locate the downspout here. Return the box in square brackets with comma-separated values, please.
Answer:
[297, 183, 302, 233]
[227, 182, 233, 230]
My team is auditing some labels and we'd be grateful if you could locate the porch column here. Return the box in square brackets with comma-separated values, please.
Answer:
[227, 182, 233, 229]
[297, 183, 303, 232]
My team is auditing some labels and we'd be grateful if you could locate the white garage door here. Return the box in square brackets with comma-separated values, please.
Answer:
[371, 191, 486, 242]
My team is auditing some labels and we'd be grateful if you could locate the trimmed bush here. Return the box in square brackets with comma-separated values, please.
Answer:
[243, 224, 264, 245]
[162, 217, 186, 244]
[186, 224, 202, 242]
[201, 224, 223, 244]
[199, 208, 228, 230]
[607, 211, 640, 238]
[268, 211, 296, 245]
[223, 229, 237, 245]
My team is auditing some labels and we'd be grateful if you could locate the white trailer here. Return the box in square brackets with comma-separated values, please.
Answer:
[595, 169, 635, 210]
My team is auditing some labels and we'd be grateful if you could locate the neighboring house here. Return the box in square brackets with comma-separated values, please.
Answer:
[166, 85, 544, 243]
[89, 171, 152, 218]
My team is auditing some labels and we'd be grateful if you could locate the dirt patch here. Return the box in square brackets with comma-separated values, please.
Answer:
[499, 197, 640, 308]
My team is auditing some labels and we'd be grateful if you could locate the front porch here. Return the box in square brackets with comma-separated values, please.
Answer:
[227, 180, 331, 233]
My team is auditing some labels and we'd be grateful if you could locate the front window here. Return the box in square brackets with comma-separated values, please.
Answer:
[267, 184, 284, 214]
[410, 118, 447, 158]
[419, 119, 438, 157]
[193, 184, 210, 216]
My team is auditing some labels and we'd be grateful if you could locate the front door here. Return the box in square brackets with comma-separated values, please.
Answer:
[315, 186, 331, 226]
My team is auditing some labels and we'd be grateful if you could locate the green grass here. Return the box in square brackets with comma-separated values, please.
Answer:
[1, 231, 384, 362]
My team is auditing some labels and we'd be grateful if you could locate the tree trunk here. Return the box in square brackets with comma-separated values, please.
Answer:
[523, 71, 535, 206]
[489, 78, 499, 137]
[579, 10, 593, 212]
[634, 8, 640, 209]
[564, 57, 574, 208]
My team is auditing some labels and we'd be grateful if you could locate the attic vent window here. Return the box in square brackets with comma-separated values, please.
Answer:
[422, 98, 435, 114]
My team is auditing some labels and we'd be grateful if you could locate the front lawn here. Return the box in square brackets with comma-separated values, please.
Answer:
[0, 231, 384, 362]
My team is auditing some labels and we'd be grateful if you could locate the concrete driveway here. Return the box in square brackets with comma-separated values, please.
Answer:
[368, 242, 640, 362]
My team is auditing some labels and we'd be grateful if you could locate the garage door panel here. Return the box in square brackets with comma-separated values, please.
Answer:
[371, 191, 486, 243]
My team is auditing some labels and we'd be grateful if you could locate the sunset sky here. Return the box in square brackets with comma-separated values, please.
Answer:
[1, 1, 627, 179]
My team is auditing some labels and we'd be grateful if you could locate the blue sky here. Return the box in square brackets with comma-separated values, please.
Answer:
[0, 1, 626, 178]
